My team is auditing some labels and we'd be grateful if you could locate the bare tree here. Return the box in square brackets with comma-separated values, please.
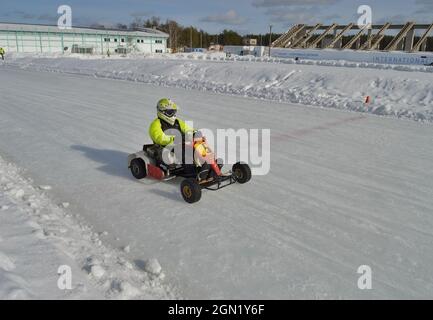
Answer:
[145, 16, 161, 28]
[116, 23, 128, 30]
[129, 16, 143, 30]
[168, 20, 179, 52]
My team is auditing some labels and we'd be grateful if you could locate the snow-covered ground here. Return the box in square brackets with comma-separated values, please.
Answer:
[0, 154, 175, 299]
[3, 52, 433, 122]
[0, 157, 100, 299]
[1, 66, 433, 299]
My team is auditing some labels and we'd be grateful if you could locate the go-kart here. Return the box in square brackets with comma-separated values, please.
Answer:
[127, 136, 251, 203]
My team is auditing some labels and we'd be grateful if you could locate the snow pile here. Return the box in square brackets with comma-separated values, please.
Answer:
[0, 155, 175, 299]
[143, 258, 163, 277]
[141, 52, 433, 72]
[2, 53, 432, 122]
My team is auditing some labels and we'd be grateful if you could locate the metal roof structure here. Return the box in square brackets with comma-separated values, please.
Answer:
[272, 22, 433, 52]
[0, 22, 169, 38]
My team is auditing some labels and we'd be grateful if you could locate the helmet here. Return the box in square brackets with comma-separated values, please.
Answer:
[157, 98, 178, 125]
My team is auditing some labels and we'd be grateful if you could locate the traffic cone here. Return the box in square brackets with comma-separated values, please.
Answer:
[364, 96, 371, 104]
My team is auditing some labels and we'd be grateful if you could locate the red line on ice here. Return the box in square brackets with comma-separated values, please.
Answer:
[273, 115, 366, 140]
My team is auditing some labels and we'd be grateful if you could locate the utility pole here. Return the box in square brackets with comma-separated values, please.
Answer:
[200, 31, 203, 49]
[269, 25, 273, 57]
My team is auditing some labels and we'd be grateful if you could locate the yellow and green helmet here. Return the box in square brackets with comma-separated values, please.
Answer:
[157, 98, 178, 125]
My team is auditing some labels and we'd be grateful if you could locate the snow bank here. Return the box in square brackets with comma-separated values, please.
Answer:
[0, 155, 175, 299]
[2, 53, 433, 122]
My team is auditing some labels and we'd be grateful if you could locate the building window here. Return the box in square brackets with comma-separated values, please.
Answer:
[104, 38, 110, 42]
[155, 49, 163, 53]
[141, 39, 144, 43]
[121, 38, 125, 42]
[137, 39, 140, 43]
[155, 40, 162, 44]
[114, 38, 117, 42]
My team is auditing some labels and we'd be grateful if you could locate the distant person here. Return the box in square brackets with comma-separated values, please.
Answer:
[106, 49, 111, 57]
[0, 47, 5, 61]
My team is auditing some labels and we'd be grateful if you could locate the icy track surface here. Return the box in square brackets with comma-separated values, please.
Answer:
[1, 68, 433, 299]
[3, 53, 433, 122]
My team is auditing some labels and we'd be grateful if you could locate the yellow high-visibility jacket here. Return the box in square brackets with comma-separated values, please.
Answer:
[149, 118, 194, 146]
[0, 48, 5, 54]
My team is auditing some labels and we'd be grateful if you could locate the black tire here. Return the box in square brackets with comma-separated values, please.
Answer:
[180, 178, 202, 203]
[232, 162, 252, 184]
[130, 158, 147, 179]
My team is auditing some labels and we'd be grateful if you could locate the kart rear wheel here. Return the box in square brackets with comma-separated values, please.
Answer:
[130, 158, 147, 179]
[181, 178, 202, 203]
[233, 162, 251, 184]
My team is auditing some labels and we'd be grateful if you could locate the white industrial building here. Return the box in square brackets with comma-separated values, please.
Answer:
[0, 23, 168, 54]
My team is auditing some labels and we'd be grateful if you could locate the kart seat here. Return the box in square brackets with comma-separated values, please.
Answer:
[143, 144, 157, 152]
[144, 144, 167, 166]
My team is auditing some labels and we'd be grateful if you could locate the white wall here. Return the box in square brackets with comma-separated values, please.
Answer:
[0, 30, 167, 54]
[224, 45, 265, 57]
[270, 48, 433, 66]
[223, 44, 433, 66]
[133, 37, 167, 53]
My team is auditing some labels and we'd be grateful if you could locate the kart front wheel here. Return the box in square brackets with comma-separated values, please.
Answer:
[180, 178, 202, 203]
[233, 162, 251, 184]
[130, 158, 147, 179]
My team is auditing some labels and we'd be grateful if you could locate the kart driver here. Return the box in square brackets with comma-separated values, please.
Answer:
[149, 98, 199, 168]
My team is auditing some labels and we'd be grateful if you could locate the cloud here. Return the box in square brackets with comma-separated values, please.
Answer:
[0, 10, 109, 28]
[414, 0, 433, 14]
[253, 0, 340, 7]
[372, 1, 431, 23]
[375, 14, 410, 25]
[265, 6, 340, 25]
[0, 10, 58, 23]
[200, 10, 247, 25]
[415, 0, 433, 6]
[253, 0, 342, 27]
[130, 11, 152, 19]
[266, 7, 313, 23]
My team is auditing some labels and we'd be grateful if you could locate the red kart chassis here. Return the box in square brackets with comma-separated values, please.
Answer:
[128, 137, 251, 203]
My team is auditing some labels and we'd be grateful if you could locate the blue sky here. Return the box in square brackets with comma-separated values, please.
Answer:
[0, 0, 432, 34]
